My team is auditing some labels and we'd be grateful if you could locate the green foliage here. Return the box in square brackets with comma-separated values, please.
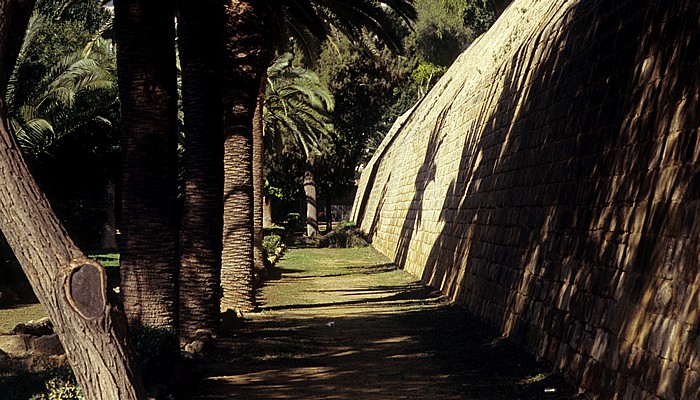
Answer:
[264, 53, 335, 160]
[315, 36, 417, 189]
[0, 364, 84, 400]
[263, 225, 286, 237]
[283, 213, 304, 232]
[30, 376, 84, 400]
[272, 0, 416, 64]
[317, 224, 370, 248]
[6, 8, 119, 248]
[406, 0, 473, 67]
[262, 234, 283, 260]
[411, 61, 448, 96]
[34, 0, 111, 33]
[8, 13, 117, 161]
[86, 251, 119, 268]
[462, 0, 497, 35]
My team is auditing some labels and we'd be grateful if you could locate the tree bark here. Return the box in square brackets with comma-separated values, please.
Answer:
[176, 0, 225, 344]
[252, 74, 266, 280]
[115, 0, 180, 329]
[220, 0, 273, 313]
[0, 2, 146, 398]
[304, 161, 318, 237]
[263, 194, 273, 228]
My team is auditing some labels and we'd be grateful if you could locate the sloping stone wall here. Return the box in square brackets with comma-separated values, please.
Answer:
[352, 0, 700, 398]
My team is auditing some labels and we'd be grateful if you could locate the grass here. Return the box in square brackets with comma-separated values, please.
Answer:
[86, 251, 119, 269]
[199, 245, 583, 400]
[0, 303, 47, 333]
[262, 247, 411, 311]
[0, 251, 117, 333]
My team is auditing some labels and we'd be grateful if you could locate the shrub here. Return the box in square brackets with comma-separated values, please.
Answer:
[262, 234, 283, 260]
[318, 224, 370, 248]
[282, 213, 303, 232]
[30, 376, 83, 400]
[28, 366, 82, 400]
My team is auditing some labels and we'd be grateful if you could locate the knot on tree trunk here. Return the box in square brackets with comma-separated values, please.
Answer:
[63, 260, 107, 320]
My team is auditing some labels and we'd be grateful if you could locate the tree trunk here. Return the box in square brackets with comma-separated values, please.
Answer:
[115, 0, 180, 329]
[325, 195, 332, 233]
[220, 0, 273, 313]
[304, 161, 318, 237]
[100, 180, 118, 251]
[0, 2, 146, 398]
[263, 194, 273, 228]
[252, 74, 266, 281]
[176, 0, 224, 344]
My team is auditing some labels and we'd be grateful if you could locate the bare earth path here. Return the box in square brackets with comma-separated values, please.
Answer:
[195, 246, 582, 400]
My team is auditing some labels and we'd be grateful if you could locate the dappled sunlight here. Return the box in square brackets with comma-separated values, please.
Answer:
[195, 246, 581, 399]
[353, 0, 700, 397]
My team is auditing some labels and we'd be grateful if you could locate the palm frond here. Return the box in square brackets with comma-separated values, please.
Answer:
[264, 55, 335, 158]
[277, 0, 416, 63]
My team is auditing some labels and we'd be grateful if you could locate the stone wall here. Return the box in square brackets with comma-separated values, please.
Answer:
[352, 0, 700, 398]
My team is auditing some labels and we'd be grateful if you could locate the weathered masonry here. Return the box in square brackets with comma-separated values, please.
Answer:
[352, 0, 700, 398]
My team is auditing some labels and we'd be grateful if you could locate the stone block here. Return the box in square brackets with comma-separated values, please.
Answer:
[32, 334, 64, 357]
[0, 334, 32, 358]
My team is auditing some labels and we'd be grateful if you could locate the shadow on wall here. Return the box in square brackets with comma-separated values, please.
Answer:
[387, 1, 699, 398]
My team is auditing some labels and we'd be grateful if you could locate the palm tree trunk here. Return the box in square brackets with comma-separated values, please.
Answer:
[176, 0, 224, 344]
[115, 0, 180, 329]
[220, 0, 273, 313]
[304, 160, 318, 237]
[0, 2, 146, 397]
[253, 75, 267, 281]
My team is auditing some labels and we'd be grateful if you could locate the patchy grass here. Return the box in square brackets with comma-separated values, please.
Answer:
[86, 251, 119, 269]
[198, 246, 583, 400]
[0, 252, 117, 333]
[0, 303, 47, 333]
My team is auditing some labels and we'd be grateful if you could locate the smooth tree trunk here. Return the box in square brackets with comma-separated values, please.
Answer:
[252, 75, 266, 280]
[176, 0, 225, 344]
[263, 194, 273, 228]
[304, 160, 318, 237]
[115, 0, 180, 329]
[0, 2, 146, 398]
[220, 0, 273, 313]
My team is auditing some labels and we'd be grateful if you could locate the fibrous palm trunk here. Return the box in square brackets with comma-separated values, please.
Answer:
[220, 0, 273, 313]
[0, 1, 146, 398]
[252, 76, 266, 281]
[176, 0, 225, 344]
[115, 0, 180, 329]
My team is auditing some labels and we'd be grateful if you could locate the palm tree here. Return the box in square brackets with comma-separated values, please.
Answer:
[7, 14, 117, 160]
[220, 0, 272, 313]
[264, 53, 335, 236]
[0, 1, 146, 397]
[176, 0, 225, 344]
[115, 0, 180, 330]
[220, 0, 416, 313]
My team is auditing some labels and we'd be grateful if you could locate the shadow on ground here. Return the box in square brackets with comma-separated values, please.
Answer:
[195, 248, 583, 400]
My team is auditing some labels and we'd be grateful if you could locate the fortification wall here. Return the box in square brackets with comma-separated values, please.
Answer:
[352, 0, 700, 398]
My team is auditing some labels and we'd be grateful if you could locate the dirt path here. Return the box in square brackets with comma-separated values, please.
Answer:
[195, 246, 582, 400]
